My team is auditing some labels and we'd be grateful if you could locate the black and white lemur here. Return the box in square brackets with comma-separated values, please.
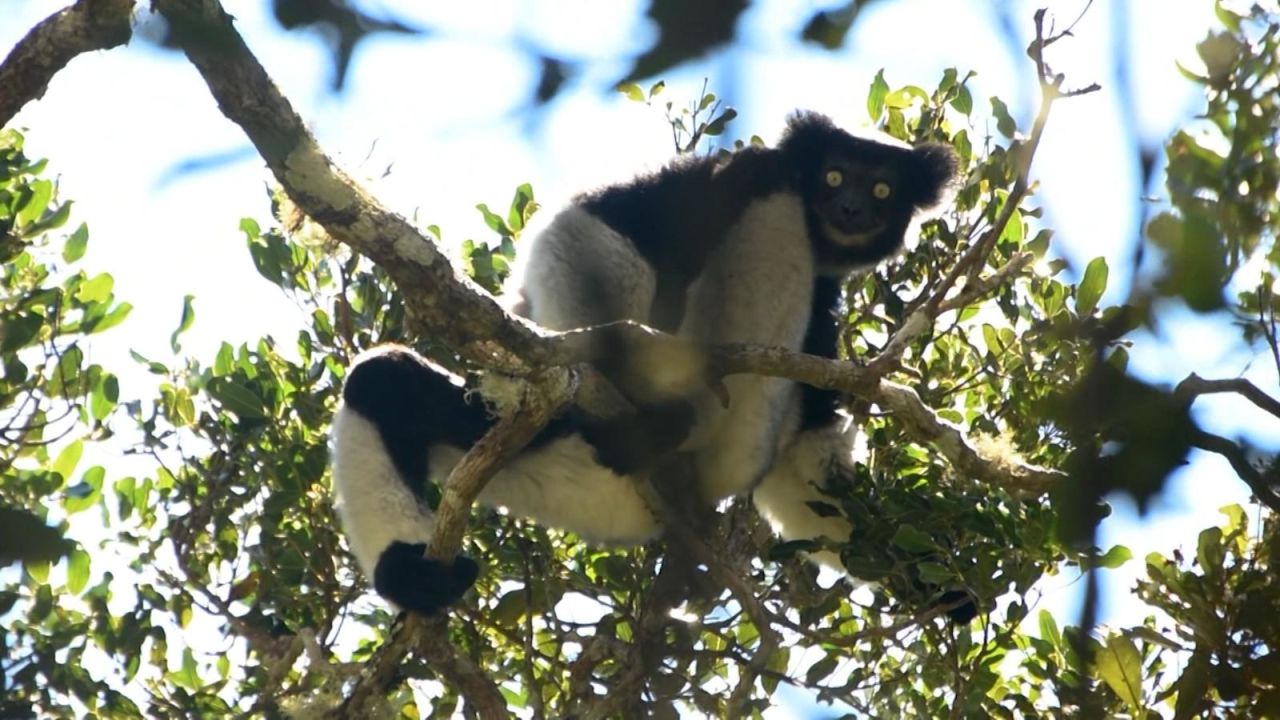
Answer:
[330, 111, 959, 616]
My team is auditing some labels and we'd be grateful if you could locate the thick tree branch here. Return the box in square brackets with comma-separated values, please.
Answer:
[151, 0, 550, 374]
[135, 0, 1062, 505]
[0, 0, 134, 128]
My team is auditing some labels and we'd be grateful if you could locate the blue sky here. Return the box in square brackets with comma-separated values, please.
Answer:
[4, 0, 1276, 714]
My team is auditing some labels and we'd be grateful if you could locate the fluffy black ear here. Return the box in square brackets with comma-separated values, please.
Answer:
[777, 111, 841, 176]
[907, 142, 960, 208]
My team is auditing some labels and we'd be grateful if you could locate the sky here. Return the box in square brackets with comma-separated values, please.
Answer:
[3, 0, 1277, 715]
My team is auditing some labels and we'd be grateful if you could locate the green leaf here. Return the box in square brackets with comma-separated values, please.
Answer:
[90, 374, 119, 421]
[891, 524, 939, 553]
[16, 178, 53, 226]
[884, 85, 928, 110]
[867, 69, 889, 122]
[507, 183, 535, 233]
[1026, 228, 1053, 257]
[1075, 257, 1108, 316]
[1096, 634, 1145, 715]
[64, 466, 105, 514]
[62, 223, 89, 263]
[76, 272, 114, 303]
[1219, 503, 1246, 535]
[0, 313, 43, 352]
[991, 97, 1016, 138]
[950, 85, 973, 115]
[167, 648, 202, 690]
[207, 378, 268, 419]
[130, 349, 170, 375]
[214, 342, 235, 376]
[617, 83, 645, 102]
[1096, 544, 1133, 569]
[492, 588, 528, 627]
[26, 200, 72, 235]
[27, 560, 51, 584]
[703, 108, 737, 136]
[86, 301, 132, 334]
[1196, 526, 1224, 575]
[1174, 650, 1211, 720]
[1037, 609, 1061, 648]
[917, 561, 951, 585]
[0, 508, 72, 565]
[763, 647, 789, 694]
[476, 202, 511, 236]
[66, 548, 90, 594]
[52, 440, 84, 484]
[1214, 1, 1242, 33]
[170, 295, 196, 352]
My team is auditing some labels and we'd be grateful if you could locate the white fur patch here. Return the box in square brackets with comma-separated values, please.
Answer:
[503, 206, 656, 330]
[330, 407, 435, 580]
[681, 193, 816, 500]
[478, 436, 660, 545]
[333, 403, 661, 572]
[752, 426, 858, 572]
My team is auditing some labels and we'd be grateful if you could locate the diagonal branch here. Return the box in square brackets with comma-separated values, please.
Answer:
[0, 0, 134, 128]
[151, 0, 550, 374]
[336, 376, 569, 719]
[868, 9, 1100, 376]
[1175, 373, 1280, 421]
[1190, 430, 1280, 514]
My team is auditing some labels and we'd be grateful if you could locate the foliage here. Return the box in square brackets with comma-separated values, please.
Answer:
[0, 129, 131, 717]
[2, 3, 1279, 719]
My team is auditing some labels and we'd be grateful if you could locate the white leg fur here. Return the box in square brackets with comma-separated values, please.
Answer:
[332, 402, 662, 576]
[330, 409, 436, 581]
[752, 425, 858, 571]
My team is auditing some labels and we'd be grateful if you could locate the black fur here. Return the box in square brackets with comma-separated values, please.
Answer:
[782, 114, 957, 274]
[374, 541, 480, 615]
[798, 274, 844, 431]
[342, 348, 574, 500]
[342, 349, 490, 502]
[579, 112, 955, 321]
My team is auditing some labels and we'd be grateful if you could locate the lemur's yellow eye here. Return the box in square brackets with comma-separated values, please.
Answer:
[825, 170, 843, 187]
[872, 182, 892, 199]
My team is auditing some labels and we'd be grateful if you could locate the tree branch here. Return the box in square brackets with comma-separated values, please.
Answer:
[869, 9, 1101, 376]
[1175, 373, 1280, 421]
[1190, 430, 1280, 514]
[714, 345, 1064, 494]
[0, 0, 134, 128]
[336, 377, 569, 719]
[16, 0, 1058, 504]
[151, 0, 549, 374]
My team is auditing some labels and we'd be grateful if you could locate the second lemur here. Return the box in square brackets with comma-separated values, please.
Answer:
[331, 111, 959, 615]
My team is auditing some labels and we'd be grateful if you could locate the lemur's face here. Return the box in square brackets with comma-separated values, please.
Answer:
[814, 161, 904, 241]
[804, 137, 958, 275]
